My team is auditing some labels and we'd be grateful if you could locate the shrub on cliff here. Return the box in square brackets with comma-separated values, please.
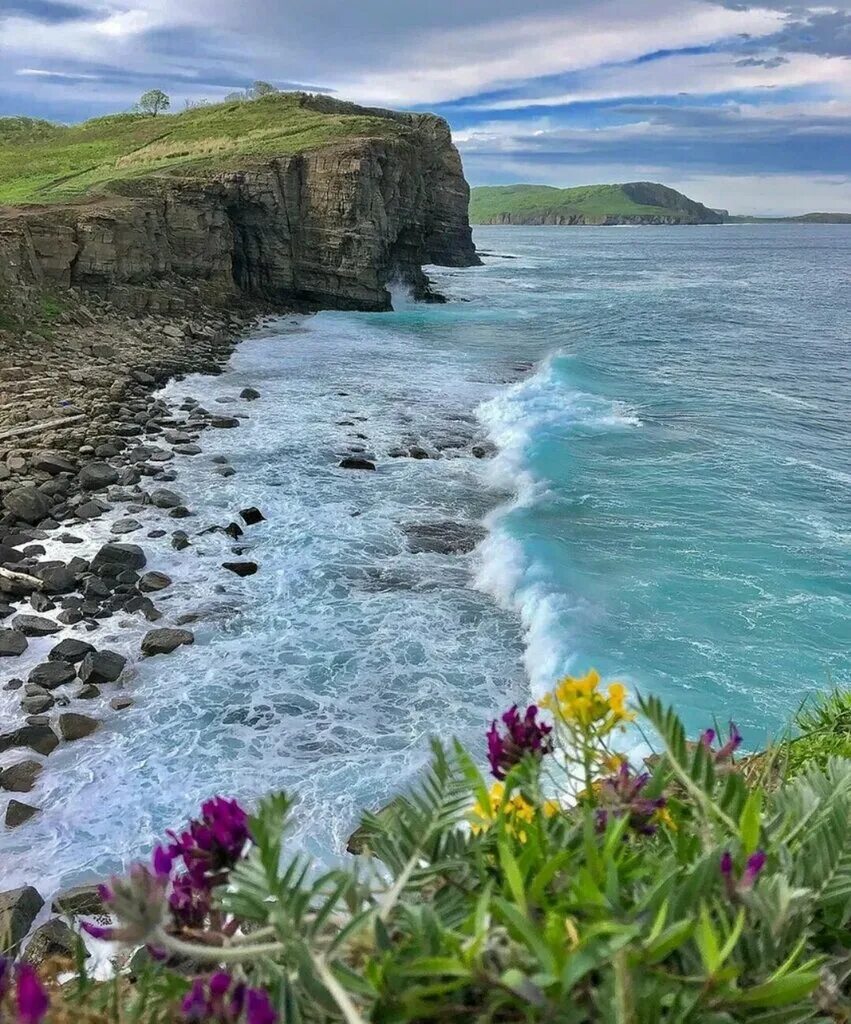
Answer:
[9, 680, 851, 1023]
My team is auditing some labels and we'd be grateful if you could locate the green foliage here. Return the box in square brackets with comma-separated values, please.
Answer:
[0, 93, 403, 206]
[786, 689, 851, 778]
[59, 689, 851, 1024]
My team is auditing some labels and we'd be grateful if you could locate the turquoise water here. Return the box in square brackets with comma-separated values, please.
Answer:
[0, 224, 848, 893]
[472, 225, 850, 739]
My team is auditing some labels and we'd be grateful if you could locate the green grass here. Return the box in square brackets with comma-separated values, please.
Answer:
[469, 182, 718, 223]
[0, 94, 404, 206]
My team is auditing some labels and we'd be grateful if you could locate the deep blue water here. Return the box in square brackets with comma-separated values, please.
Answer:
[0, 224, 848, 894]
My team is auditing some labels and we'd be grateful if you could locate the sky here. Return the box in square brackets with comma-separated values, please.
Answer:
[1, 0, 850, 214]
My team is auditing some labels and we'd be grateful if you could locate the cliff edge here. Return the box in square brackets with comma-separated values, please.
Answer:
[0, 93, 479, 319]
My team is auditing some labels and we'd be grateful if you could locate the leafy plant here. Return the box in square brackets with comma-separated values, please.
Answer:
[20, 681, 851, 1023]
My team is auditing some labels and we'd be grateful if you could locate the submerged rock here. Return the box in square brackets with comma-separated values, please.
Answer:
[403, 521, 487, 555]
[339, 457, 376, 471]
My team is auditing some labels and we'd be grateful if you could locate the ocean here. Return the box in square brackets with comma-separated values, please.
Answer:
[0, 224, 848, 894]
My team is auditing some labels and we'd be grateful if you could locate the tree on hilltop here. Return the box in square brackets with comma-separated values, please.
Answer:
[249, 80, 278, 98]
[137, 89, 170, 116]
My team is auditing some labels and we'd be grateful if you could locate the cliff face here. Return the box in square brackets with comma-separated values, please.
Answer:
[0, 105, 478, 316]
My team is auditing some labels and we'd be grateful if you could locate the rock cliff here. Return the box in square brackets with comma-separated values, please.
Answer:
[0, 97, 478, 317]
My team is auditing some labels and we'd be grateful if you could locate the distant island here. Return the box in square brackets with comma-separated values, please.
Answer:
[469, 182, 851, 226]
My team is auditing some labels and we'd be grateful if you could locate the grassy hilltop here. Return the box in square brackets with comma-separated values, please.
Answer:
[470, 181, 723, 224]
[0, 93, 405, 206]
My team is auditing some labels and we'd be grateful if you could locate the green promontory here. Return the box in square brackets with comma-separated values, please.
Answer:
[469, 181, 724, 225]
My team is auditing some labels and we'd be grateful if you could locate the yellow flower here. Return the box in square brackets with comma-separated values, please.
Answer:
[542, 670, 635, 734]
[653, 806, 677, 831]
[469, 783, 558, 843]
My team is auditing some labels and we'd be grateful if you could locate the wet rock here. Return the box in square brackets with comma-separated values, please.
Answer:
[79, 649, 126, 685]
[216, 466, 235, 478]
[3, 678, 23, 691]
[111, 518, 142, 534]
[3, 487, 50, 525]
[52, 884, 104, 917]
[171, 531, 190, 551]
[79, 462, 119, 490]
[168, 506, 192, 519]
[0, 724, 59, 755]
[31, 452, 77, 475]
[408, 445, 437, 460]
[339, 457, 376, 471]
[12, 614, 61, 637]
[5, 799, 39, 828]
[211, 455, 229, 465]
[0, 760, 42, 793]
[225, 522, 244, 540]
[59, 713, 100, 741]
[173, 444, 201, 455]
[90, 542, 146, 573]
[36, 565, 77, 594]
[240, 387, 260, 400]
[138, 571, 171, 592]
[76, 499, 109, 520]
[28, 660, 76, 689]
[150, 487, 182, 509]
[141, 627, 194, 656]
[472, 441, 498, 459]
[239, 507, 265, 525]
[49, 638, 95, 664]
[403, 521, 487, 555]
[110, 696, 134, 711]
[30, 593, 55, 614]
[21, 695, 54, 714]
[210, 416, 239, 428]
[0, 886, 44, 954]
[21, 918, 83, 964]
[222, 561, 258, 577]
[0, 628, 27, 657]
[76, 684, 100, 699]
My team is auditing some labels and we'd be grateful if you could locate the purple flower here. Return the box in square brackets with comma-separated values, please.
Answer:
[180, 973, 276, 1024]
[487, 704, 553, 779]
[0, 956, 10, 1001]
[700, 723, 742, 762]
[168, 798, 250, 885]
[720, 849, 767, 896]
[15, 965, 49, 1024]
[596, 762, 666, 836]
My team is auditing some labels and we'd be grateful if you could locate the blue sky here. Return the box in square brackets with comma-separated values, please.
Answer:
[1, 0, 850, 214]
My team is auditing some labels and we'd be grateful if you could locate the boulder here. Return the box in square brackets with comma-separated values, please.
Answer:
[31, 452, 77, 475]
[11, 614, 61, 637]
[240, 387, 260, 400]
[3, 487, 50, 524]
[5, 799, 39, 828]
[58, 713, 100, 741]
[0, 760, 43, 793]
[28, 660, 76, 689]
[20, 695, 54, 715]
[21, 918, 83, 965]
[110, 696, 134, 711]
[79, 649, 126, 685]
[78, 462, 119, 490]
[90, 542, 146, 573]
[138, 571, 171, 593]
[52, 884, 104, 917]
[149, 488, 182, 509]
[0, 886, 44, 955]
[339, 457, 376, 471]
[0, 724, 59, 755]
[222, 561, 258, 577]
[141, 628, 194, 656]
[49, 638, 95, 664]
[239, 507, 265, 525]
[36, 565, 77, 594]
[0, 628, 27, 657]
[110, 518, 141, 534]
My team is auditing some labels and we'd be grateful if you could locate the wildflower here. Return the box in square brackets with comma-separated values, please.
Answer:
[181, 972, 277, 1023]
[720, 849, 766, 897]
[15, 965, 49, 1024]
[169, 797, 251, 888]
[169, 871, 212, 930]
[470, 782, 558, 843]
[486, 703, 553, 779]
[595, 761, 669, 835]
[700, 722, 743, 762]
[541, 670, 635, 735]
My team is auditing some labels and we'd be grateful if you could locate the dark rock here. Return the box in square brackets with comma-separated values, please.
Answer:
[141, 627, 194, 656]
[171, 531, 190, 551]
[110, 696, 134, 711]
[79, 649, 126, 685]
[110, 518, 141, 534]
[5, 799, 39, 828]
[28, 660, 76, 689]
[3, 677, 23, 690]
[49, 638, 94, 663]
[173, 444, 202, 455]
[11, 614, 61, 637]
[20, 695, 54, 714]
[216, 466, 236, 478]
[138, 571, 171, 592]
[90, 542, 146, 573]
[78, 462, 119, 490]
[0, 628, 27, 657]
[210, 416, 239, 428]
[32, 452, 77, 475]
[239, 507, 265, 525]
[29, 593, 55, 613]
[52, 884, 104, 917]
[222, 561, 258, 577]
[3, 487, 50, 524]
[76, 499, 108, 520]
[59, 713, 100, 741]
[224, 522, 244, 540]
[21, 918, 84, 964]
[404, 521, 487, 555]
[339, 457, 376, 471]
[168, 506, 192, 519]
[240, 387, 261, 400]
[0, 724, 59, 755]
[211, 455, 228, 464]
[149, 488, 182, 509]
[0, 886, 44, 954]
[76, 684, 100, 699]
[0, 760, 42, 792]
[0, 543, 24, 564]
[472, 441, 498, 459]
[36, 565, 77, 594]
